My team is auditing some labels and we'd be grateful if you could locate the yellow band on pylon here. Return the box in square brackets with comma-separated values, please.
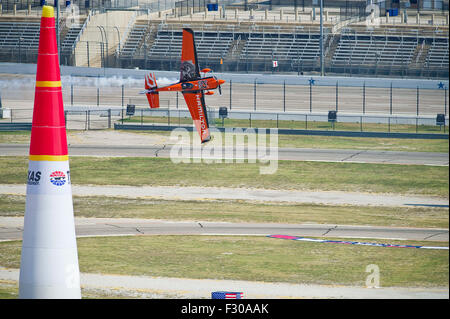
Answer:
[42, 5, 55, 18]
[29, 155, 69, 161]
[36, 81, 62, 88]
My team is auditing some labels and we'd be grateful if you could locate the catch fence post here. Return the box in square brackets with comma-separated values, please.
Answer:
[253, 79, 257, 111]
[444, 87, 447, 116]
[416, 86, 419, 116]
[390, 82, 393, 114]
[121, 84, 124, 108]
[309, 81, 312, 112]
[229, 79, 232, 110]
[362, 82, 366, 114]
[87, 41, 90, 67]
[335, 81, 338, 111]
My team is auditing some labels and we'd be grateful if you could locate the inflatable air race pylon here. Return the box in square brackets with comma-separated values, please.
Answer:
[19, 5, 81, 299]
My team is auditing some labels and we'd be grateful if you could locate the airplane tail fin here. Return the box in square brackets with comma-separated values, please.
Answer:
[145, 73, 160, 109]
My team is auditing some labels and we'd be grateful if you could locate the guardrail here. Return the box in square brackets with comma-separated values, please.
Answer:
[0, 122, 32, 131]
[1, 107, 448, 137]
[114, 123, 449, 139]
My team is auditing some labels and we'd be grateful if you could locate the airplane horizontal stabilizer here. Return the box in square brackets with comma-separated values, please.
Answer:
[145, 73, 160, 109]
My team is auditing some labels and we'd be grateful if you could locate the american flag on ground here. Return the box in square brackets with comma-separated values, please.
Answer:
[211, 291, 244, 299]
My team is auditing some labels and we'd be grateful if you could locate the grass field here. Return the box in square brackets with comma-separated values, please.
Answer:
[0, 281, 17, 299]
[132, 130, 449, 153]
[0, 281, 166, 299]
[0, 236, 447, 288]
[0, 131, 30, 144]
[0, 282, 119, 299]
[1, 195, 448, 228]
[1, 130, 448, 153]
[0, 156, 447, 196]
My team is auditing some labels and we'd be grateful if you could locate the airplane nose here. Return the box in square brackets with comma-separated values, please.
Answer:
[218, 79, 225, 85]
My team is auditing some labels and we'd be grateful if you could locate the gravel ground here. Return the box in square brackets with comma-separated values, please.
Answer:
[0, 184, 447, 207]
[67, 130, 172, 146]
[0, 267, 447, 299]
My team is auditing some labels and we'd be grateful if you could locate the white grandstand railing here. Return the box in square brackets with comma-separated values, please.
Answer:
[71, 9, 97, 52]
[140, 0, 177, 12]
[231, 34, 241, 58]
[117, 10, 138, 57]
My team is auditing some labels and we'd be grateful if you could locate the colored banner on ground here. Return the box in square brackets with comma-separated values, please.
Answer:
[267, 235, 449, 250]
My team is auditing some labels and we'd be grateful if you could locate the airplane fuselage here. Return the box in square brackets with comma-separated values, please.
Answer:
[150, 76, 225, 93]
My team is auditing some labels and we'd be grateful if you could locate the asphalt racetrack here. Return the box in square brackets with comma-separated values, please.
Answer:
[0, 216, 448, 243]
[1, 143, 448, 166]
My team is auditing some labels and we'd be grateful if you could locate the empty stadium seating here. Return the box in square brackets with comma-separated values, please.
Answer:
[148, 30, 234, 60]
[425, 38, 449, 69]
[240, 32, 325, 63]
[332, 30, 418, 68]
[61, 23, 84, 55]
[1, 8, 447, 78]
[0, 20, 41, 53]
[119, 22, 150, 58]
[0, 18, 84, 63]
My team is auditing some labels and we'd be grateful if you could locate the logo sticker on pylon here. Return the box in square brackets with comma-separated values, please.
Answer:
[50, 171, 66, 186]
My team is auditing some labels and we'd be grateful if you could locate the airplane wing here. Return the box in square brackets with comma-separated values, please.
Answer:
[182, 90, 211, 143]
[180, 28, 201, 82]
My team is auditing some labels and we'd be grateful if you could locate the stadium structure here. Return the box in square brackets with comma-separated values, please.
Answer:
[0, 0, 448, 78]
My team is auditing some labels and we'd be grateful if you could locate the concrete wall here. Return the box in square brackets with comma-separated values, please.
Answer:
[74, 10, 136, 67]
[1, 63, 447, 90]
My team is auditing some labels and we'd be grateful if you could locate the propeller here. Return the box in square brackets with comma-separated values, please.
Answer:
[202, 68, 224, 95]
[218, 78, 225, 96]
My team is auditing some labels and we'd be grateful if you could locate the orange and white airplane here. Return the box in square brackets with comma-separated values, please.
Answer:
[142, 28, 226, 143]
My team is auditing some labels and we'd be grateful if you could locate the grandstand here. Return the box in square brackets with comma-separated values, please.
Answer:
[0, 12, 85, 65]
[239, 30, 326, 65]
[0, 0, 448, 78]
[0, 17, 40, 62]
[425, 37, 449, 69]
[331, 28, 419, 75]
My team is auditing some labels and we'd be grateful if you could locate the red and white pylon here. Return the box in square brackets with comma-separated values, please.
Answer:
[19, 5, 81, 299]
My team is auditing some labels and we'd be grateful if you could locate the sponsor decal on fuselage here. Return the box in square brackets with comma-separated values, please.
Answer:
[198, 80, 207, 89]
[195, 94, 206, 130]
